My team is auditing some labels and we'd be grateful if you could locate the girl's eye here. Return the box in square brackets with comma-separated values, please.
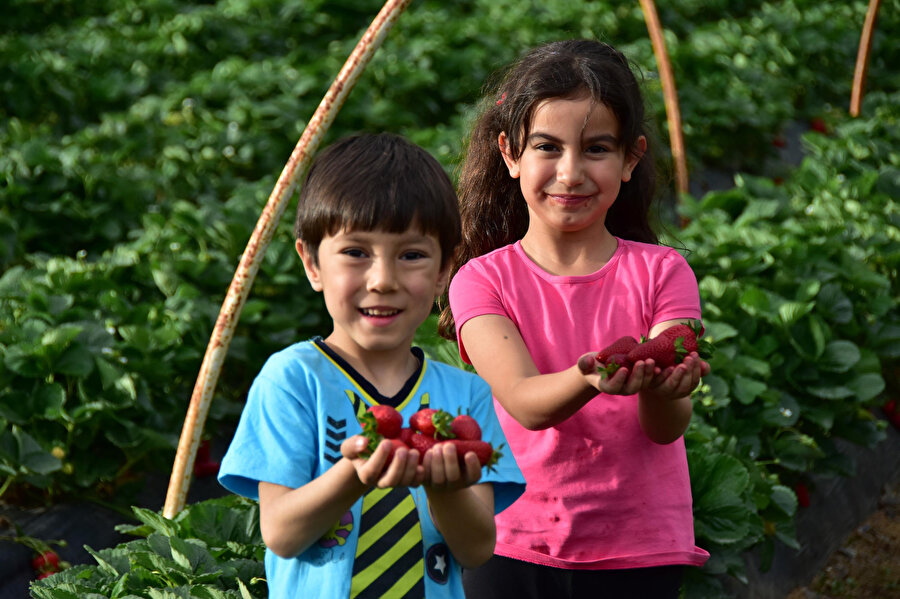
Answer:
[534, 143, 559, 153]
[586, 144, 610, 154]
[401, 250, 427, 261]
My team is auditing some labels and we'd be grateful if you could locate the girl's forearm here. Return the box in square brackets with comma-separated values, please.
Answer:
[426, 484, 496, 568]
[637, 391, 693, 444]
[495, 364, 598, 430]
[259, 458, 368, 558]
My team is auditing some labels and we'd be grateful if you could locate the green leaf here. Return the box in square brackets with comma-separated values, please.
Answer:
[846, 372, 885, 402]
[14, 426, 62, 474]
[733, 375, 767, 405]
[768, 484, 797, 518]
[817, 340, 861, 372]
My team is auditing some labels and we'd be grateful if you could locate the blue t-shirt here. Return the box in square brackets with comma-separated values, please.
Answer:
[219, 339, 525, 599]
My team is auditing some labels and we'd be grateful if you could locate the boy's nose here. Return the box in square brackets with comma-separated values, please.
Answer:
[367, 259, 399, 292]
[557, 153, 585, 187]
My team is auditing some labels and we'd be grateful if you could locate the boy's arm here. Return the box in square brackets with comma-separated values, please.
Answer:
[259, 436, 422, 558]
[423, 444, 496, 569]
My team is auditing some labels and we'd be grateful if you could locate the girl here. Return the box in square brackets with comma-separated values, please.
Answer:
[438, 40, 711, 598]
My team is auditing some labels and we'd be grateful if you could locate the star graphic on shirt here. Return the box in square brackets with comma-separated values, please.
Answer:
[425, 543, 450, 584]
[433, 553, 447, 575]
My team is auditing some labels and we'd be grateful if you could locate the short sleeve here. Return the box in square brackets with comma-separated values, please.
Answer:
[651, 249, 702, 326]
[218, 364, 319, 500]
[448, 262, 508, 364]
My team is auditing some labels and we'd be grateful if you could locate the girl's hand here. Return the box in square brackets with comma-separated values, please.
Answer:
[645, 352, 709, 401]
[422, 442, 482, 492]
[576, 352, 658, 396]
[341, 435, 423, 489]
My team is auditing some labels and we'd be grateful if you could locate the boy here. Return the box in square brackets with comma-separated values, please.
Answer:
[218, 133, 525, 599]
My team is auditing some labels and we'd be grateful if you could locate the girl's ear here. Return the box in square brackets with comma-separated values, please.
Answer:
[621, 135, 647, 183]
[498, 132, 521, 179]
[295, 239, 323, 292]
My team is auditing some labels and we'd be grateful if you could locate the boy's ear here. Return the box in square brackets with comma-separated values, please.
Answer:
[295, 239, 323, 292]
[622, 135, 647, 183]
[498, 132, 521, 179]
[434, 263, 452, 298]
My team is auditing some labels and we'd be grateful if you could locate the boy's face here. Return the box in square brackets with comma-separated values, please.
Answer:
[296, 227, 449, 360]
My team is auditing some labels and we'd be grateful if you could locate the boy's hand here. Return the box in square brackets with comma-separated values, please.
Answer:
[341, 435, 423, 489]
[644, 353, 709, 401]
[422, 442, 482, 492]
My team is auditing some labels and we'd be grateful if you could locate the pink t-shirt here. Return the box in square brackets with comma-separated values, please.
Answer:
[449, 238, 710, 569]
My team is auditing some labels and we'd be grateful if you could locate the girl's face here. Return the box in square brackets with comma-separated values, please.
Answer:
[499, 96, 644, 236]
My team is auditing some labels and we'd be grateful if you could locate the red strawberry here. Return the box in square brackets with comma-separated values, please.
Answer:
[810, 117, 827, 134]
[31, 550, 59, 574]
[795, 483, 810, 508]
[384, 438, 410, 467]
[450, 414, 482, 441]
[408, 432, 438, 462]
[597, 352, 634, 378]
[627, 335, 677, 368]
[409, 408, 453, 438]
[364, 405, 403, 439]
[399, 427, 416, 445]
[443, 440, 502, 471]
[598, 335, 639, 362]
[659, 324, 699, 359]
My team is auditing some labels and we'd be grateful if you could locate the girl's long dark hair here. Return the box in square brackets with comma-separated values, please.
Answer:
[438, 40, 659, 340]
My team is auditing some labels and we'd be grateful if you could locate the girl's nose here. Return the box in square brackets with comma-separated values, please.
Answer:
[557, 152, 585, 187]
[367, 258, 399, 292]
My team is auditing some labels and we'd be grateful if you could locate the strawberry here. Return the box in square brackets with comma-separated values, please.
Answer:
[443, 440, 502, 471]
[408, 431, 438, 462]
[450, 414, 482, 441]
[399, 427, 416, 446]
[627, 335, 677, 368]
[409, 408, 453, 439]
[795, 483, 810, 508]
[384, 438, 410, 467]
[659, 324, 699, 359]
[364, 405, 403, 439]
[598, 335, 639, 363]
[31, 550, 59, 574]
[810, 117, 827, 134]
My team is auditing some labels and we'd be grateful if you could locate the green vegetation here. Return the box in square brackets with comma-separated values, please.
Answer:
[2, 1, 898, 597]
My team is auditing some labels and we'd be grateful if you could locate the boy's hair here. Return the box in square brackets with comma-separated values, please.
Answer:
[294, 132, 461, 268]
[438, 39, 658, 340]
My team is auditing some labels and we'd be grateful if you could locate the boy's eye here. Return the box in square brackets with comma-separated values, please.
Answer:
[342, 248, 367, 258]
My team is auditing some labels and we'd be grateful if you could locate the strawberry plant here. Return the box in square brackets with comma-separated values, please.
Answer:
[28, 495, 267, 599]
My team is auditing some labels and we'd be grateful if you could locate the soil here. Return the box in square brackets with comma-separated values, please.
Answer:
[786, 476, 900, 599]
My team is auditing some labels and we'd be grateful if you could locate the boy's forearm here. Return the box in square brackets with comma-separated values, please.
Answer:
[425, 483, 496, 569]
[259, 458, 368, 558]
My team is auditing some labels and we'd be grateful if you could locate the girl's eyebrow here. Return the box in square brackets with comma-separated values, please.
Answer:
[527, 131, 621, 146]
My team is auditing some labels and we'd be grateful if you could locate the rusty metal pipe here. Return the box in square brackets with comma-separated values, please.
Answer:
[850, 0, 881, 117]
[163, 0, 412, 518]
[639, 0, 689, 197]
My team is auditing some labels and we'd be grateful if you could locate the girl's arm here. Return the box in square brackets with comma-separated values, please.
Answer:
[459, 314, 657, 430]
[636, 319, 709, 444]
[422, 443, 496, 568]
[258, 436, 422, 558]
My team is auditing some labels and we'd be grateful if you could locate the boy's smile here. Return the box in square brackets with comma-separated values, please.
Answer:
[296, 228, 448, 367]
